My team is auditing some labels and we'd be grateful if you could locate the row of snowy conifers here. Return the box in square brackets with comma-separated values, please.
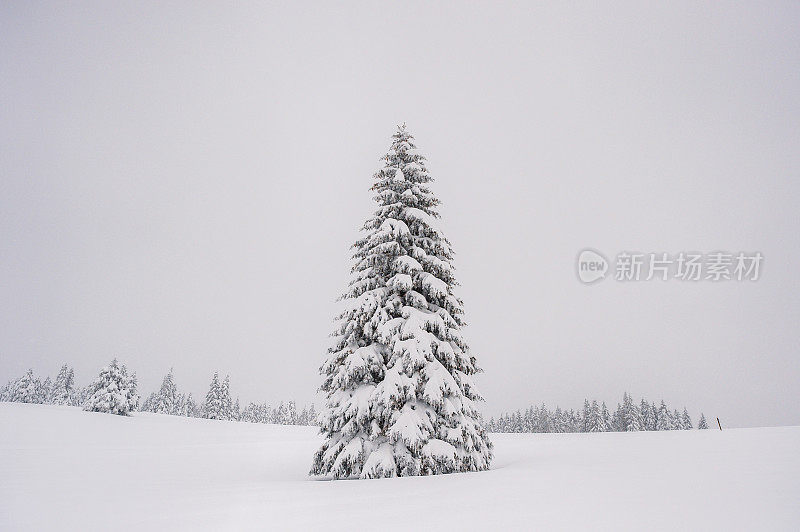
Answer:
[0, 360, 317, 425]
[487, 393, 710, 433]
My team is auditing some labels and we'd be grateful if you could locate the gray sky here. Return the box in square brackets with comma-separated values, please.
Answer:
[2, 2, 798, 427]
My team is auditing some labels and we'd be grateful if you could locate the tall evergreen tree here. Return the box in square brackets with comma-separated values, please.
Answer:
[698, 413, 709, 429]
[311, 125, 492, 479]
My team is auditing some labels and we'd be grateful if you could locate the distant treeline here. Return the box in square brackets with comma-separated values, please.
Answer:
[0, 364, 317, 426]
[488, 393, 710, 432]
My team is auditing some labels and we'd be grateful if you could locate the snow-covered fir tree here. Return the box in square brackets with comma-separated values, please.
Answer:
[273, 401, 286, 424]
[41, 377, 53, 404]
[672, 409, 681, 430]
[681, 408, 692, 430]
[220, 375, 233, 421]
[11, 369, 43, 403]
[204, 372, 224, 420]
[698, 413, 709, 429]
[152, 368, 179, 415]
[611, 403, 623, 432]
[587, 400, 606, 432]
[51, 364, 75, 405]
[71, 385, 91, 407]
[553, 406, 567, 433]
[601, 402, 611, 431]
[641, 399, 656, 431]
[567, 409, 580, 432]
[513, 411, 524, 433]
[622, 393, 641, 431]
[184, 393, 200, 417]
[312, 125, 492, 479]
[299, 405, 309, 425]
[83, 359, 139, 416]
[655, 401, 671, 431]
[581, 399, 591, 432]
[287, 400, 298, 425]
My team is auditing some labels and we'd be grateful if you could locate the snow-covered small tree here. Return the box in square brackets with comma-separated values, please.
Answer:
[680, 408, 692, 430]
[51, 365, 75, 405]
[581, 399, 591, 432]
[71, 385, 90, 407]
[655, 401, 671, 431]
[83, 359, 139, 416]
[41, 377, 53, 404]
[513, 410, 524, 433]
[622, 393, 641, 431]
[11, 369, 44, 403]
[523, 406, 534, 432]
[567, 409, 580, 432]
[286, 400, 298, 425]
[672, 409, 681, 430]
[273, 401, 286, 424]
[312, 125, 492, 479]
[241, 402, 257, 423]
[611, 403, 624, 432]
[553, 406, 567, 433]
[219, 375, 233, 421]
[698, 413, 709, 429]
[152, 369, 179, 415]
[640, 399, 656, 431]
[140, 392, 156, 412]
[184, 393, 200, 418]
[233, 397, 241, 422]
[587, 400, 605, 432]
[204, 373, 224, 420]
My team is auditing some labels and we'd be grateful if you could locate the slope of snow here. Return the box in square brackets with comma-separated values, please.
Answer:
[1, 403, 798, 530]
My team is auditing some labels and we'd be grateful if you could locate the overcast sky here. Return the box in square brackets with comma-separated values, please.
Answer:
[2, 2, 798, 427]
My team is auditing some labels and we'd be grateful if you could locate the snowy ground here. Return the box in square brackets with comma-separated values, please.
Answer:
[1, 403, 798, 531]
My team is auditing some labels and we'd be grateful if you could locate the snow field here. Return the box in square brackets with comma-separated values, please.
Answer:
[1, 403, 798, 531]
